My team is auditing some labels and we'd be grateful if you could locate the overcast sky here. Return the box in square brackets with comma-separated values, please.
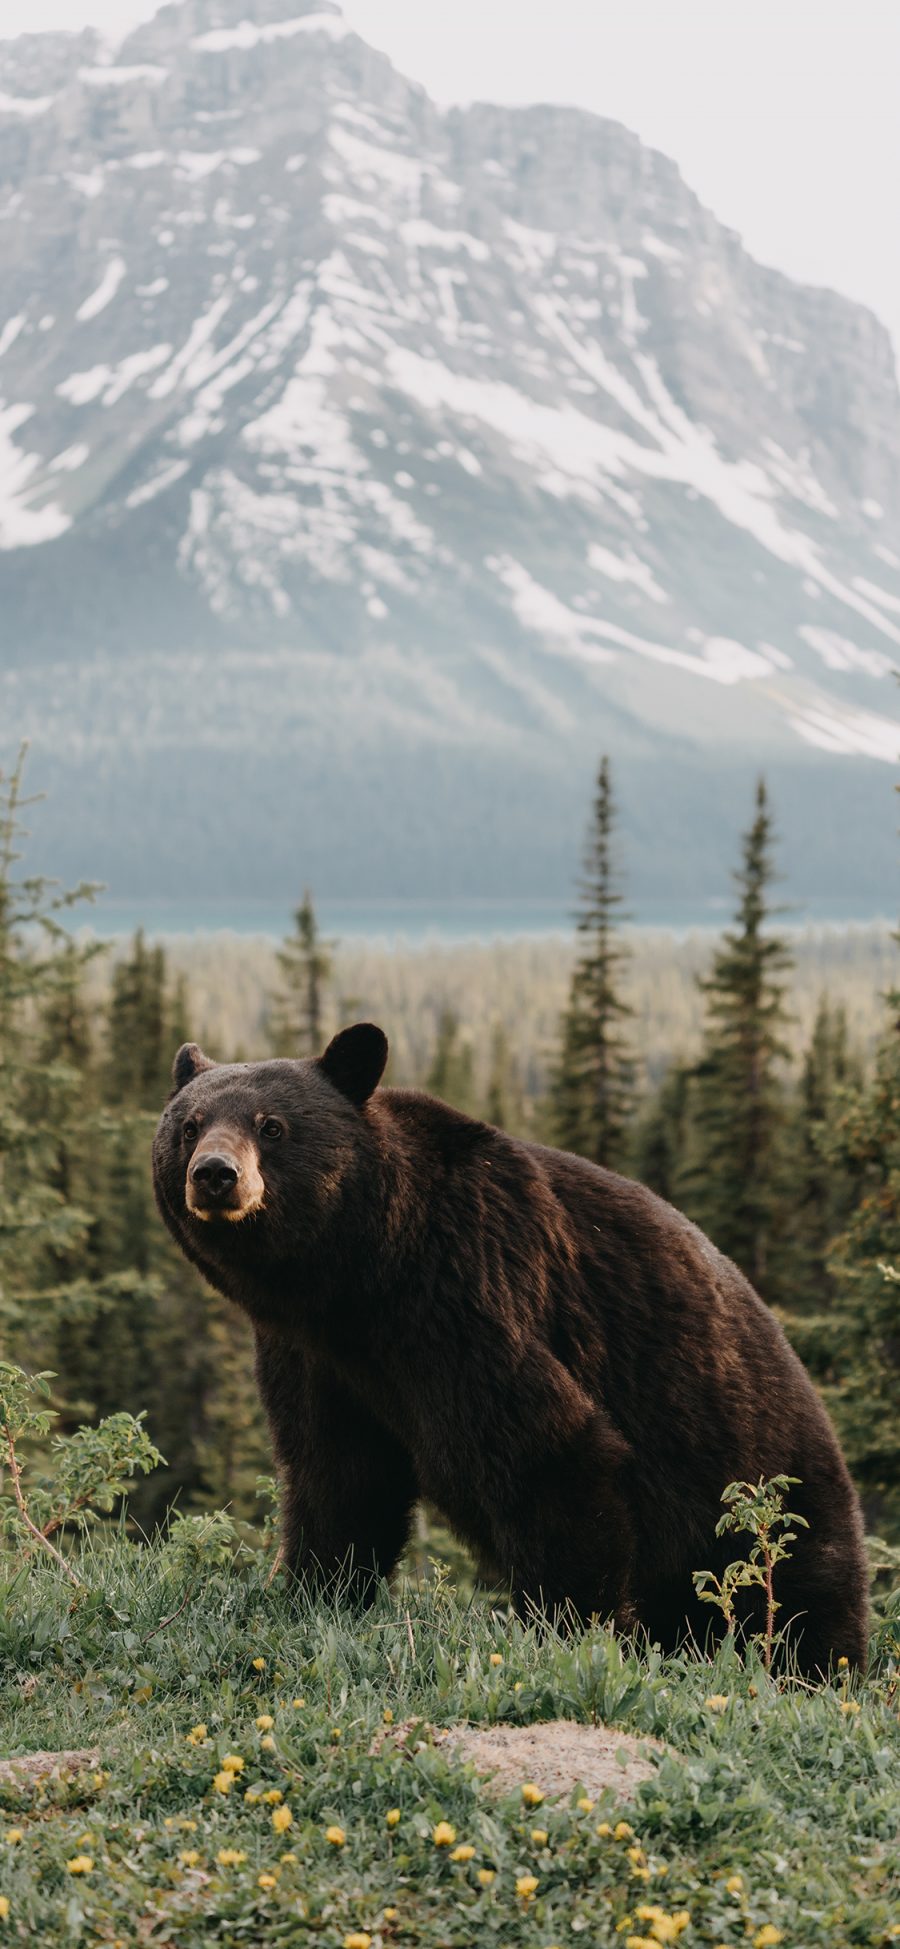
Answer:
[5, 0, 900, 362]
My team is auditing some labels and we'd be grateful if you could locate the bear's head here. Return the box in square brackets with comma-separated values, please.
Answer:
[152, 1023, 389, 1290]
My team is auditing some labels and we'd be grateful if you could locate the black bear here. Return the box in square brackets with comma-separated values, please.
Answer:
[152, 1024, 868, 1672]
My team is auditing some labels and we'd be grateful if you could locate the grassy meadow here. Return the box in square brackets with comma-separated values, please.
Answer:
[0, 1538, 898, 1947]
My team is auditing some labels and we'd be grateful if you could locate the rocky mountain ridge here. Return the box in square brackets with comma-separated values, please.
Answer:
[1, 0, 899, 909]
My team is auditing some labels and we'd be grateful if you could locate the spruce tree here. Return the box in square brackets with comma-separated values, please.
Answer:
[269, 892, 333, 1056]
[425, 1009, 477, 1115]
[678, 779, 793, 1297]
[550, 756, 635, 1167]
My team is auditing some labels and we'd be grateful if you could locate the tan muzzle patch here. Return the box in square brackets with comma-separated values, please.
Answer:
[186, 1126, 266, 1222]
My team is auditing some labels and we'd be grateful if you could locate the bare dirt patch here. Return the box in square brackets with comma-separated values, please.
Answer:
[0, 1749, 100, 1789]
[442, 1720, 666, 1803]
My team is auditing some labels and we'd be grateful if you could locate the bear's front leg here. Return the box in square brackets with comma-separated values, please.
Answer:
[255, 1331, 418, 1604]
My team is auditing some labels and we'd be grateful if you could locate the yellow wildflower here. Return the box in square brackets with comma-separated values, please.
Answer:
[75, 1833, 93, 1849]
[576, 1796, 594, 1812]
[263, 1788, 283, 1804]
[244, 1790, 260, 1806]
[840, 1699, 860, 1714]
[753, 1930, 783, 1948]
[513, 1680, 523, 1692]
[272, 1805, 293, 1834]
[383, 1708, 393, 1723]
[260, 1735, 276, 1752]
[331, 1727, 342, 1742]
[280, 1851, 297, 1864]
[4, 1832, 23, 1847]
[258, 1873, 277, 1890]
[212, 1771, 233, 1795]
[186, 1723, 207, 1744]
[383, 1907, 399, 1921]
[217, 1848, 246, 1867]
[344, 1936, 372, 1949]
[179, 1850, 200, 1867]
[256, 1714, 274, 1732]
[521, 1782, 544, 1807]
[596, 1821, 613, 1837]
[626, 1937, 657, 1949]
[433, 1821, 456, 1847]
[725, 1873, 743, 1894]
[66, 1856, 94, 1875]
[0, 1898, 9, 1920]
[837, 1655, 849, 1669]
[252, 1657, 266, 1671]
[531, 1828, 549, 1846]
[516, 1874, 539, 1899]
[477, 1868, 495, 1886]
[326, 1825, 346, 1847]
[386, 1808, 401, 1828]
[450, 1844, 475, 1862]
[222, 1754, 244, 1774]
[705, 1694, 729, 1713]
[489, 1653, 503, 1666]
[614, 1821, 634, 1840]
[292, 1697, 306, 1709]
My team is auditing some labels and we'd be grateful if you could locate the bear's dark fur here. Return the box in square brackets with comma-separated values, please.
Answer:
[152, 1024, 868, 1673]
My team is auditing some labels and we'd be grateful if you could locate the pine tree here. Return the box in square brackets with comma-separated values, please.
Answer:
[483, 1023, 526, 1134]
[549, 757, 635, 1167]
[788, 998, 860, 1311]
[633, 1063, 691, 1204]
[677, 779, 793, 1298]
[425, 1009, 477, 1115]
[268, 892, 333, 1056]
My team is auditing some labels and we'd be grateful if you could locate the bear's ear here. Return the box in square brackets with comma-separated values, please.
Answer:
[171, 1042, 216, 1094]
[319, 1023, 388, 1106]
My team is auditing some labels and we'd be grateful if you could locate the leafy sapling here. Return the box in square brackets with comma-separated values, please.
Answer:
[693, 1474, 808, 1671]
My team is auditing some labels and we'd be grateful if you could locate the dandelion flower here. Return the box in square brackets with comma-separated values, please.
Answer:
[576, 1796, 594, 1813]
[516, 1874, 539, 1899]
[256, 1714, 274, 1732]
[292, 1697, 305, 1709]
[222, 1754, 244, 1774]
[627, 1845, 646, 1866]
[331, 1727, 342, 1742]
[326, 1825, 346, 1847]
[383, 1708, 393, 1724]
[260, 1734, 276, 1752]
[216, 1848, 246, 1867]
[66, 1856, 94, 1875]
[450, 1844, 475, 1862]
[252, 1657, 266, 1671]
[596, 1821, 612, 1837]
[4, 1832, 23, 1847]
[489, 1653, 503, 1666]
[280, 1851, 297, 1864]
[753, 1930, 783, 1948]
[705, 1694, 729, 1713]
[725, 1874, 743, 1894]
[213, 1771, 233, 1796]
[344, 1935, 372, 1949]
[531, 1828, 549, 1846]
[614, 1822, 634, 1840]
[433, 1821, 456, 1847]
[383, 1907, 399, 1921]
[244, 1790, 260, 1806]
[271, 1805, 293, 1835]
[263, 1789, 283, 1805]
[386, 1809, 401, 1828]
[258, 1873, 277, 1890]
[521, 1783, 544, 1807]
[179, 1850, 200, 1867]
[0, 1898, 9, 1920]
[477, 1868, 495, 1886]
[186, 1723, 207, 1744]
[840, 1699, 860, 1715]
[837, 1655, 849, 1669]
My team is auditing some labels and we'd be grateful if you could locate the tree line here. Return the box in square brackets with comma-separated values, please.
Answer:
[0, 746, 897, 1542]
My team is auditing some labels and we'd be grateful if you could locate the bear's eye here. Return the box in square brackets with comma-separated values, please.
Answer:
[260, 1116, 284, 1141]
[183, 1118, 199, 1145]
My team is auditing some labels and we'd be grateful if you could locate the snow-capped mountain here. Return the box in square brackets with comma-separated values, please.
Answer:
[1, 0, 899, 910]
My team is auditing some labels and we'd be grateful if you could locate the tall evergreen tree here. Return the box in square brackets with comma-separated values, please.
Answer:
[633, 1063, 691, 1204]
[788, 998, 860, 1311]
[425, 1009, 477, 1115]
[677, 779, 793, 1298]
[269, 892, 333, 1056]
[550, 757, 635, 1167]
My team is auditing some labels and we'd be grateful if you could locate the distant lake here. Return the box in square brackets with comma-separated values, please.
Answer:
[81, 894, 895, 944]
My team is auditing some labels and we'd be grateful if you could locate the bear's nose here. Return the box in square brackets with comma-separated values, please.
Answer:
[189, 1153, 240, 1201]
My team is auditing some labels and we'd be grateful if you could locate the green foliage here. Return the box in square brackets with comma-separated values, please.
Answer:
[550, 756, 635, 1167]
[268, 891, 334, 1057]
[676, 780, 794, 1300]
[693, 1475, 809, 1670]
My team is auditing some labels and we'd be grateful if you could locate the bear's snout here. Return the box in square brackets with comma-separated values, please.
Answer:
[185, 1128, 266, 1222]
